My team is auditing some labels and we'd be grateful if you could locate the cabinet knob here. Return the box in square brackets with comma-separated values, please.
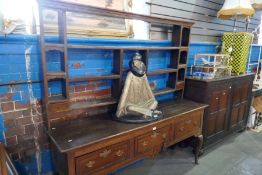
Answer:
[116, 150, 124, 157]
[142, 141, 148, 146]
[193, 121, 198, 126]
[186, 120, 192, 124]
[99, 149, 111, 158]
[162, 133, 167, 139]
[179, 127, 184, 131]
[86, 161, 95, 168]
[223, 92, 226, 95]
[151, 131, 159, 138]
[229, 86, 232, 89]
[216, 97, 219, 100]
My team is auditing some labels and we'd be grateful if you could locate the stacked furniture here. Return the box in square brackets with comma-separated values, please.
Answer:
[38, 0, 208, 174]
[185, 74, 254, 147]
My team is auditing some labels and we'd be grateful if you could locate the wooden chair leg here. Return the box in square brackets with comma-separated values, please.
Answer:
[194, 135, 203, 165]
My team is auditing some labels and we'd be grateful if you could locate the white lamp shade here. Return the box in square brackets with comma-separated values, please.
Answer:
[218, 0, 255, 19]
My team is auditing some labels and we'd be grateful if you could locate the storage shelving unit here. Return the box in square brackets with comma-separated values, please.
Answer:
[38, 0, 193, 126]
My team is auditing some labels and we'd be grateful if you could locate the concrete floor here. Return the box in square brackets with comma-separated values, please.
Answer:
[113, 131, 262, 175]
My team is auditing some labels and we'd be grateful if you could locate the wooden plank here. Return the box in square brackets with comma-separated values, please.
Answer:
[69, 74, 120, 82]
[47, 71, 66, 80]
[147, 68, 178, 75]
[154, 87, 179, 96]
[70, 97, 117, 110]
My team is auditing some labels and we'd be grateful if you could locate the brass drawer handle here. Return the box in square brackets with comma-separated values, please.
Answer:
[186, 120, 192, 124]
[142, 141, 148, 146]
[162, 133, 167, 139]
[99, 149, 111, 158]
[151, 131, 159, 138]
[86, 161, 95, 168]
[223, 92, 226, 95]
[116, 150, 124, 157]
[216, 97, 219, 100]
[179, 127, 184, 131]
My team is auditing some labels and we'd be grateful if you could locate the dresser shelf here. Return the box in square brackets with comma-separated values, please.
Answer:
[38, 0, 193, 127]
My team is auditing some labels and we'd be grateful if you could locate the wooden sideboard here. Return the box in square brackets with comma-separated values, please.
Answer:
[48, 100, 207, 175]
[185, 74, 254, 147]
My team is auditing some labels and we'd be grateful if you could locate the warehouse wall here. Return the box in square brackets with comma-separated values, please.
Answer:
[0, 35, 261, 174]
[150, 0, 262, 43]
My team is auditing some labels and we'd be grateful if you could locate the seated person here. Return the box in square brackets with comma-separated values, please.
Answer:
[115, 53, 162, 123]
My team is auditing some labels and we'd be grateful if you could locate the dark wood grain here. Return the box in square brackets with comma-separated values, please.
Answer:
[185, 74, 254, 147]
[48, 100, 207, 174]
[48, 99, 207, 153]
[69, 74, 120, 82]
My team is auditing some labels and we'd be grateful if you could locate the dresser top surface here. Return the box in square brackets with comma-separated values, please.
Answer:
[47, 99, 207, 153]
[186, 74, 255, 83]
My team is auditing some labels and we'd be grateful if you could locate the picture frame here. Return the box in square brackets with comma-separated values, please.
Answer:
[43, 0, 133, 38]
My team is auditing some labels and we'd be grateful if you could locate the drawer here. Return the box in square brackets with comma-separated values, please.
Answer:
[135, 126, 170, 155]
[174, 111, 201, 139]
[76, 141, 130, 175]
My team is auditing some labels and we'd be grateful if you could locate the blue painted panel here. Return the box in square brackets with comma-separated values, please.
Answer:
[148, 51, 170, 71]
[68, 49, 114, 77]
[14, 149, 54, 175]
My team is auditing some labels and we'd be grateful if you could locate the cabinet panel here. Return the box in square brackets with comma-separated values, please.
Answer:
[209, 90, 220, 113]
[231, 106, 239, 126]
[207, 110, 227, 137]
[240, 84, 249, 102]
[238, 103, 247, 122]
[216, 110, 227, 133]
[231, 102, 248, 127]
[232, 83, 249, 105]
[207, 114, 216, 136]
[232, 86, 241, 105]
[219, 89, 229, 110]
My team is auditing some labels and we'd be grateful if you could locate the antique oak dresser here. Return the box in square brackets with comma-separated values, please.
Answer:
[38, 0, 208, 174]
[49, 100, 207, 175]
